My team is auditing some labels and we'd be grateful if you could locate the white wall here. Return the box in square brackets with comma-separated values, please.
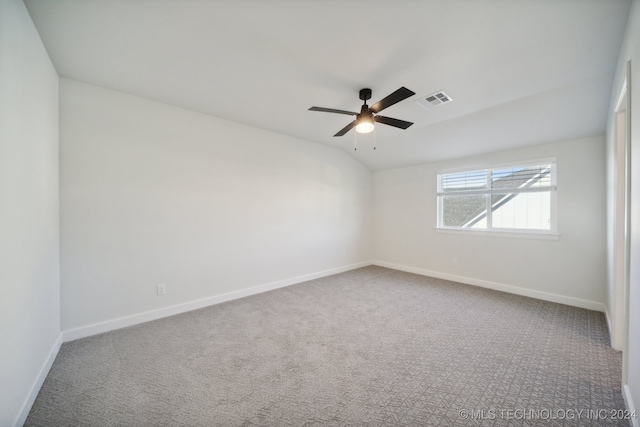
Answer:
[606, 0, 640, 419]
[374, 136, 606, 308]
[59, 79, 373, 331]
[0, 0, 60, 425]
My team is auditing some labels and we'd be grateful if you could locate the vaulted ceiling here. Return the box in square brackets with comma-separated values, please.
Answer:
[25, 0, 631, 171]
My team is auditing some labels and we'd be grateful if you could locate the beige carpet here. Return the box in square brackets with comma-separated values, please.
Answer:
[26, 266, 627, 426]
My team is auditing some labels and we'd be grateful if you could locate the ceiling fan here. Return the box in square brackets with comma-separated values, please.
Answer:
[309, 87, 415, 137]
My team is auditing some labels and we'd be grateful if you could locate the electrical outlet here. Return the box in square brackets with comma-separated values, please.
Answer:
[157, 284, 166, 296]
[451, 258, 458, 266]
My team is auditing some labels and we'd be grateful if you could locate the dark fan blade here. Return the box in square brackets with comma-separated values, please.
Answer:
[374, 115, 414, 129]
[334, 120, 357, 137]
[370, 87, 416, 113]
[309, 106, 357, 116]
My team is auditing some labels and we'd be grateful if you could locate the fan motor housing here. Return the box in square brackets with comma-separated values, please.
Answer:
[359, 88, 372, 101]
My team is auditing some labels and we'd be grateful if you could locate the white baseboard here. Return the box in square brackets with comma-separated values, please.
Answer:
[604, 305, 613, 337]
[62, 260, 373, 342]
[12, 332, 63, 427]
[623, 384, 639, 427]
[372, 260, 606, 312]
[604, 304, 619, 350]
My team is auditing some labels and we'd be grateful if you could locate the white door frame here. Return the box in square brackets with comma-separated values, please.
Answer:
[612, 61, 631, 386]
[612, 78, 628, 352]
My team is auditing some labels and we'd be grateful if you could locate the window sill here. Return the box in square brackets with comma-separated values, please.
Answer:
[435, 227, 560, 240]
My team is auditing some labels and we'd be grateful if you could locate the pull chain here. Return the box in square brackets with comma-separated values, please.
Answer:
[354, 127, 357, 151]
[373, 125, 377, 150]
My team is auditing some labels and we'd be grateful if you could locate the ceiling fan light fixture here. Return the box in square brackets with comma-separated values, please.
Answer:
[355, 116, 374, 134]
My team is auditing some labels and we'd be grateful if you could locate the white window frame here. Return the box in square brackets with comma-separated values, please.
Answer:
[436, 160, 558, 236]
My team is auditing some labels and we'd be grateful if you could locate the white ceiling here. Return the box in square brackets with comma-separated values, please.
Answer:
[25, 0, 631, 171]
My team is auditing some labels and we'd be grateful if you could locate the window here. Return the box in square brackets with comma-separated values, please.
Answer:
[437, 162, 556, 234]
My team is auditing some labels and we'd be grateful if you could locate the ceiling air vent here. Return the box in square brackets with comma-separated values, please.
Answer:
[416, 91, 452, 109]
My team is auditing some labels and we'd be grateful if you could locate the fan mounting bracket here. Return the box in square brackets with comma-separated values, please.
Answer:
[359, 88, 372, 101]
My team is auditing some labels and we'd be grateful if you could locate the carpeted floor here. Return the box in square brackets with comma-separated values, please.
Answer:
[26, 266, 627, 426]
